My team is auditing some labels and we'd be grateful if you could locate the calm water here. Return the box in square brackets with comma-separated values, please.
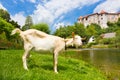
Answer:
[65, 48, 120, 79]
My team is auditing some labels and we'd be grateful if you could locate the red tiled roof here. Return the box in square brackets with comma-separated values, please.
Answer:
[100, 10, 107, 14]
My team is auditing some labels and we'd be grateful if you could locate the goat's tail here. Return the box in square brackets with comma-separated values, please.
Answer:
[11, 28, 22, 35]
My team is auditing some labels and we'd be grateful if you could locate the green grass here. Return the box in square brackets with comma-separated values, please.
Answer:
[0, 50, 107, 80]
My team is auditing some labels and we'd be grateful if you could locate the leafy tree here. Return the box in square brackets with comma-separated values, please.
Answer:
[22, 15, 33, 30]
[106, 21, 118, 32]
[0, 18, 14, 40]
[74, 23, 87, 37]
[54, 25, 77, 38]
[31, 23, 50, 34]
[116, 18, 120, 26]
[0, 9, 10, 22]
[86, 23, 103, 37]
[9, 20, 20, 28]
[54, 23, 86, 38]
[116, 29, 120, 42]
[0, 9, 20, 28]
[54, 26, 68, 38]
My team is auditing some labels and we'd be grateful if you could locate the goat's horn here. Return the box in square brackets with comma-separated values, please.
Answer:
[72, 32, 75, 38]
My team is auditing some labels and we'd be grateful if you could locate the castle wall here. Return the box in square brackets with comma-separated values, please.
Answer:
[78, 12, 120, 28]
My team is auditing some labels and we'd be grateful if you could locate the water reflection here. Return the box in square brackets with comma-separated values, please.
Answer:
[90, 50, 94, 63]
[65, 49, 120, 79]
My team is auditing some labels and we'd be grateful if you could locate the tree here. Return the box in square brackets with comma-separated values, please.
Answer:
[9, 20, 20, 28]
[106, 21, 118, 32]
[0, 9, 20, 28]
[31, 23, 50, 34]
[54, 26, 68, 38]
[74, 23, 87, 37]
[116, 18, 120, 26]
[87, 23, 103, 37]
[0, 18, 14, 40]
[0, 9, 10, 22]
[22, 16, 33, 30]
[86, 25, 97, 37]
[54, 23, 87, 38]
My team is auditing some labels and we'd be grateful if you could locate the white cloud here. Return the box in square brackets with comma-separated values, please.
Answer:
[11, 12, 26, 27]
[94, 0, 120, 13]
[54, 22, 65, 29]
[55, 22, 71, 29]
[0, 3, 7, 10]
[31, 0, 100, 26]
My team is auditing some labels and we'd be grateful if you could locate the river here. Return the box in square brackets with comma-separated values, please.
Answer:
[64, 48, 120, 80]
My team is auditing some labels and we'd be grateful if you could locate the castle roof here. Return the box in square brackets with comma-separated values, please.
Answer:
[100, 10, 107, 14]
[78, 10, 120, 20]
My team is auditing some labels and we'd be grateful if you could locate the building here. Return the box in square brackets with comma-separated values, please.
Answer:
[100, 32, 116, 39]
[78, 10, 120, 28]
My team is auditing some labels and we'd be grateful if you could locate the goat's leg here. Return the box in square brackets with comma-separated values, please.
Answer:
[22, 50, 30, 70]
[53, 51, 59, 73]
[22, 44, 32, 70]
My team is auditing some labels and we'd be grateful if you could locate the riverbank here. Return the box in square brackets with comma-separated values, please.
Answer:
[62, 49, 120, 80]
[0, 50, 106, 80]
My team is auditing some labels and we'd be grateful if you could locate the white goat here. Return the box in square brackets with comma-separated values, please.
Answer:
[11, 28, 82, 73]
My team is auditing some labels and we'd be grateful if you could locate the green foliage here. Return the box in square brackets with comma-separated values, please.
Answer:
[0, 50, 106, 80]
[74, 23, 87, 37]
[86, 25, 97, 37]
[0, 9, 10, 21]
[85, 42, 97, 48]
[116, 18, 120, 26]
[54, 25, 75, 38]
[99, 38, 116, 45]
[0, 18, 14, 40]
[9, 20, 20, 28]
[54, 26, 68, 38]
[106, 21, 118, 32]
[115, 29, 120, 48]
[22, 16, 33, 30]
[54, 23, 86, 38]
[31, 23, 50, 34]
[0, 39, 22, 49]
[86, 24, 103, 37]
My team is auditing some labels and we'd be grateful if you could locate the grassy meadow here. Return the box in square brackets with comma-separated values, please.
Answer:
[0, 50, 107, 80]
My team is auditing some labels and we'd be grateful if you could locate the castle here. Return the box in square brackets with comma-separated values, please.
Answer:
[78, 10, 120, 28]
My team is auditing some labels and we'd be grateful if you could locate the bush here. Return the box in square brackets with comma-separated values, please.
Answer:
[0, 39, 22, 49]
[85, 42, 97, 48]
[99, 38, 116, 45]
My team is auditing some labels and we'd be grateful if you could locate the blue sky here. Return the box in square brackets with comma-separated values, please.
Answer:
[0, 0, 120, 32]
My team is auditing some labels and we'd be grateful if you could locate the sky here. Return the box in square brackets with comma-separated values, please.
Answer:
[0, 0, 120, 32]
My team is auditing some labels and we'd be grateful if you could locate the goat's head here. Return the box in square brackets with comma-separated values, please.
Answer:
[73, 35, 83, 48]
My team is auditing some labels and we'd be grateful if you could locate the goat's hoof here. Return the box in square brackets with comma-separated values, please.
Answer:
[24, 68, 29, 71]
[55, 71, 58, 74]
